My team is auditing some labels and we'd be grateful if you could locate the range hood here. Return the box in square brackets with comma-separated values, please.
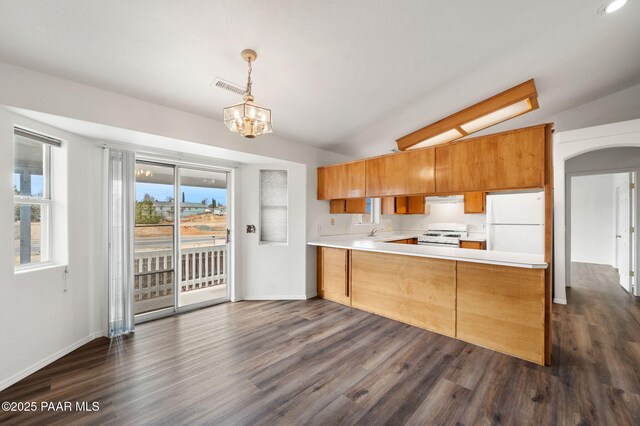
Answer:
[425, 195, 464, 204]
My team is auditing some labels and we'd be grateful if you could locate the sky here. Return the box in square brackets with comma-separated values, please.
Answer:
[14, 174, 227, 207]
[13, 174, 43, 196]
[136, 182, 227, 206]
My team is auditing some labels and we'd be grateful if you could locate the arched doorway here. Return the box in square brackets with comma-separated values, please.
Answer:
[564, 147, 640, 296]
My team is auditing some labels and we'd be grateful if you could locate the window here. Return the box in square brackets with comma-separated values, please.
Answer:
[13, 128, 61, 268]
[260, 170, 288, 244]
[355, 198, 380, 225]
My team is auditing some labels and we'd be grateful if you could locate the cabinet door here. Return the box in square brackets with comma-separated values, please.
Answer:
[395, 196, 408, 214]
[381, 197, 396, 215]
[329, 199, 367, 214]
[351, 251, 456, 336]
[457, 262, 545, 364]
[317, 161, 366, 200]
[407, 196, 426, 214]
[464, 192, 486, 213]
[460, 241, 485, 250]
[435, 126, 545, 193]
[366, 148, 435, 197]
[318, 247, 350, 306]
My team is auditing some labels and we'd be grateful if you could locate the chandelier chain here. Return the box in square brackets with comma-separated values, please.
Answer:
[246, 59, 253, 96]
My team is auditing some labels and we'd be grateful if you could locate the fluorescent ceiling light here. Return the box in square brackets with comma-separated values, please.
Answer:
[396, 80, 539, 151]
[406, 129, 463, 150]
[460, 99, 532, 134]
[604, 0, 627, 13]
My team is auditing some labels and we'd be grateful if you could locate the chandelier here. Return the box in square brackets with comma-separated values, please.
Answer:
[223, 49, 273, 138]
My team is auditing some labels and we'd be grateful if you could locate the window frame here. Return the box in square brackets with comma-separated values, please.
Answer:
[13, 130, 55, 271]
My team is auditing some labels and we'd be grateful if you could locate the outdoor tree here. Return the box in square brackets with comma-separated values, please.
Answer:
[209, 198, 217, 208]
[143, 193, 156, 202]
[201, 198, 208, 206]
[136, 199, 161, 224]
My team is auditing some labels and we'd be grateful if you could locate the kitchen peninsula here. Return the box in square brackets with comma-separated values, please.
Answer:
[313, 124, 554, 366]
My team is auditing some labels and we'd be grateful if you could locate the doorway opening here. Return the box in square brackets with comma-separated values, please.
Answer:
[133, 160, 231, 321]
[569, 172, 636, 295]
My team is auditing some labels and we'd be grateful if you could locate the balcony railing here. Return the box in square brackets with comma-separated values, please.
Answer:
[133, 244, 227, 314]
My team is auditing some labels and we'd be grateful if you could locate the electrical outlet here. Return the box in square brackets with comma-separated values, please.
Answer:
[330, 218, 335, 225]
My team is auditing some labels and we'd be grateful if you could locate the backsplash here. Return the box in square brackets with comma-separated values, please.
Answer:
[317, 213, 402, 236]
[315, 200, 486, 237]
[400, 202, 487, 234]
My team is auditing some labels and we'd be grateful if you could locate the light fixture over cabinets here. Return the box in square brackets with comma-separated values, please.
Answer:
[396, 79, 539, 151]
[223, 49, 273, 138]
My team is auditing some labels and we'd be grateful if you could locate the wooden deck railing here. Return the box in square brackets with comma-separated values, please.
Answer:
[133, 245, 227, 312]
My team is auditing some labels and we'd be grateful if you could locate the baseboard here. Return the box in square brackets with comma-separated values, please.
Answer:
[241, 294, 308, 300]
[553, 297, 567, 305]
[0, 331, 103, 392]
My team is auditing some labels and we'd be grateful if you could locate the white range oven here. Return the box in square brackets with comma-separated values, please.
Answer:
[417, 223, 468, 248]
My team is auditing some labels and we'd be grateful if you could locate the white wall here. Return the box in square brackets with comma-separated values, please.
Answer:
[399, 202, 487, 237]
[570, 174, 616, 266]
[0, 61, 354, 390]
[0, 108, 104, 390]
[553, 83, 640, 133]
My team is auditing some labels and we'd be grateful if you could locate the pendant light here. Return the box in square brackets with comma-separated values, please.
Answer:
[223, 49, 273, 138]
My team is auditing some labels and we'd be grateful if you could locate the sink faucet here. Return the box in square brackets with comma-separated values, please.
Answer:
[368, 227, 379, 237]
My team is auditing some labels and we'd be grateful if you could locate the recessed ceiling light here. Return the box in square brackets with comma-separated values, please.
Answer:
[598, 0, 627, 14]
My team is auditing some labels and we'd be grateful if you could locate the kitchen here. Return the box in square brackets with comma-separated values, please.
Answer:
[310, 123, 553, 366]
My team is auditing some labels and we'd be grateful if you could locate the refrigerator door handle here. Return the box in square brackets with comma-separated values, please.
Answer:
[487, 223, 493, 251]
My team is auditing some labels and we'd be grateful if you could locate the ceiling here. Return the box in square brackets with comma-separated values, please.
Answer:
[0, 0, 639, 157]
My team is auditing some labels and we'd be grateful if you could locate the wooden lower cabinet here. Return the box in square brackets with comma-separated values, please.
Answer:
[459, 240, 486, 250]
[388, 238, 418, 244]
[317, 248, 547, 364]
[456, 262, 545, 365]
[350, 251, 456, 337]
[317, 247, 351, 306]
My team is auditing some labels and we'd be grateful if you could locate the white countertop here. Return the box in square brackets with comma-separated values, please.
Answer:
[459, 236, 487, 242]
[309, 232, 546, 269]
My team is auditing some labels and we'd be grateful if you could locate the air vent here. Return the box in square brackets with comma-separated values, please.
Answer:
[212, 77, 246, 96]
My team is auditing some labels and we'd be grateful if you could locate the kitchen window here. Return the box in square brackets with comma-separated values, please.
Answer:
[13, 127, 61, 268]
[355, 198, 380, 225]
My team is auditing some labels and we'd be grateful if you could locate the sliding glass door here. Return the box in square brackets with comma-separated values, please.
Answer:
[133, 160, 230, 320]
[133, 162, 176, 316]
[178, 168, 230, 308]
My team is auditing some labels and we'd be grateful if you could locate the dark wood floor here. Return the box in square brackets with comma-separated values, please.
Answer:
[1, 262, 639, 425]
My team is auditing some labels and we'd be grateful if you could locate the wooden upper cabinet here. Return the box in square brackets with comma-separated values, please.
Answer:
[366, 148, 435, 197]
[317, 160, 366, 200]
[464, 192, 486, 214]
[435, 125, 547, 193]
[329, 198, 367, 214]
[381, 196, 426, 215]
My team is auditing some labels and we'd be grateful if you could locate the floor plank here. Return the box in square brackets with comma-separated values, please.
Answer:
[1, 263, 639, 425]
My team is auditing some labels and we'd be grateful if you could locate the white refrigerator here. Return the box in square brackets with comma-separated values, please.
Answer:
[486, 192, 545, 254]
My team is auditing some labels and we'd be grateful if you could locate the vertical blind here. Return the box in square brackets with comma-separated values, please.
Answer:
[260, 170, 288, 243]
[107, 148, 136, 337]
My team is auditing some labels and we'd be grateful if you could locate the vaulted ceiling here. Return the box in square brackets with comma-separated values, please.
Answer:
[0, 0, 639, 157]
